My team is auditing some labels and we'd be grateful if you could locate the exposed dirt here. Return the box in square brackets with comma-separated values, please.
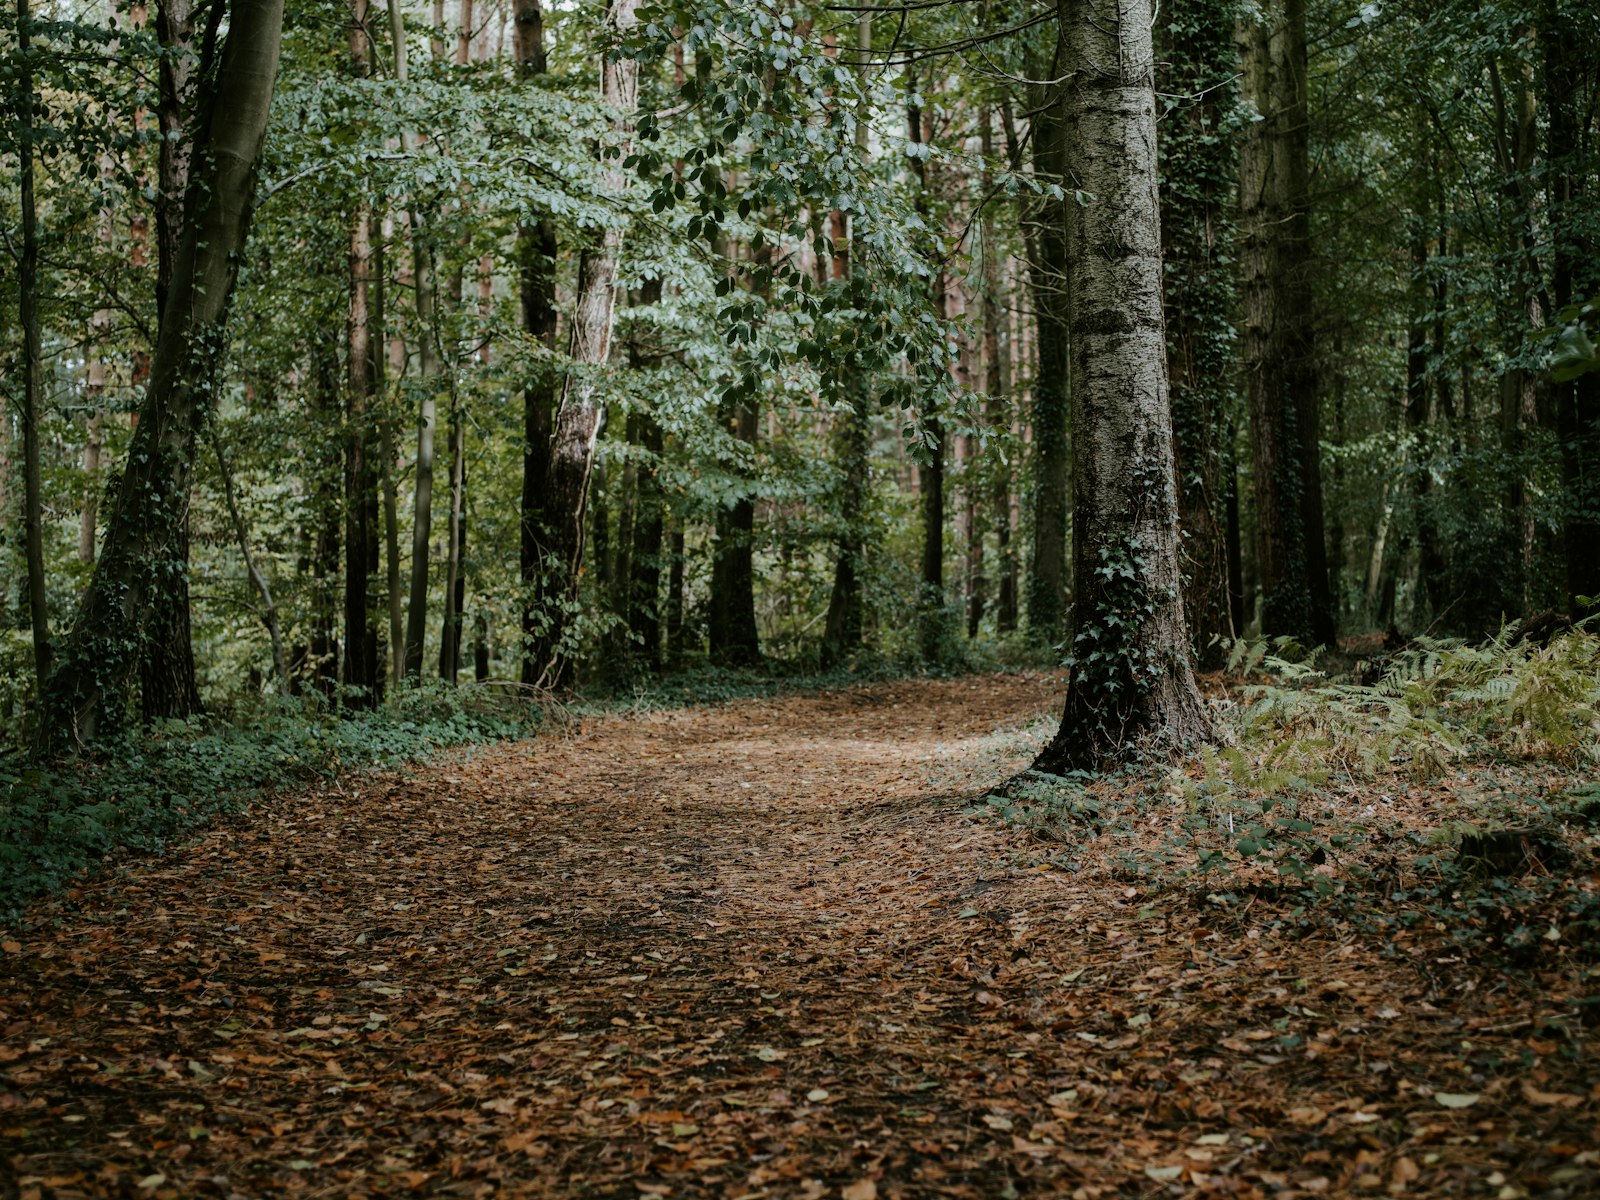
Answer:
[2, 672, 1596, 1199]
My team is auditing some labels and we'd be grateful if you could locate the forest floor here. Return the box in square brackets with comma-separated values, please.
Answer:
[2, 671, 1597, 1199]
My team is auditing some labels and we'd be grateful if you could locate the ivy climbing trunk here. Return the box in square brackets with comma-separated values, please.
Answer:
[138, 0, 205, 720]
[1031, 0, 1211, 774]
[40, 0, 285, 751]
[1158, 0, 1238, 667]
[1238, 0, 1336, 646]
[524, 0, 639, 690]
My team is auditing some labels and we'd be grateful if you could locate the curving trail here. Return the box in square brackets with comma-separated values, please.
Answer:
[2, 673, 1595, 1199]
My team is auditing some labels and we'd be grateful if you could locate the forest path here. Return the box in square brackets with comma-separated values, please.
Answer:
[4, 672, 1595, 1199]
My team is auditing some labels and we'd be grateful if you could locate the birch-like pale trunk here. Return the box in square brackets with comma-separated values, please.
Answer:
[41, 0, 286, 750]
[1031, 0, 1211, 773]
[526, 0, 639, 689]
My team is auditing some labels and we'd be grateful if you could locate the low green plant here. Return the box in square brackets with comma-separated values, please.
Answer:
[0, 682, 534, 920]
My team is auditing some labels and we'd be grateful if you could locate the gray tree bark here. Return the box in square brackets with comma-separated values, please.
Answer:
[1031, 0, 1211, 773]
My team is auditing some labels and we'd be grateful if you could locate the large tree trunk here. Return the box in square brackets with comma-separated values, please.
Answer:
[1031, 0, 1211, 774]
[907, 93, 946, 661]
[41, 0, 285, 750]
[524, 0, 640, 689]
[16, 0, 50, 695]
[310, 347, 342, 697]
[1024, 84, 1071, 646]
[1238, 0, 1336, 646]
[1545, 3, 1600, 613]
[139, 0, 205, 721]
[1158, 0, 1238, 666]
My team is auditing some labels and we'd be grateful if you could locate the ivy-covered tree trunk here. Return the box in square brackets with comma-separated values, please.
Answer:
[1158, 0, 1238, 667]
[626, 277, 665, 671]
[1239, 0, 1337, 646]
[1024, 82, 1071, 646]
[139, 0, 204, 721]
[525, 0, 639, 689]
[1031, 0, 1211, 774]
[40, 0, 285, 751]
[980, 105, 1018, 636]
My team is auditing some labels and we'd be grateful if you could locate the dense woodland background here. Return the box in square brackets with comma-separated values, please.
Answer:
[2, 0, 1598, 749]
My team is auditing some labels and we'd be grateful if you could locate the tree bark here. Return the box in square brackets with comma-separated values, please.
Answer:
[1031, 0, 1211, 774]
[41, 0, 286, 750]
[525, 0, 640, 689]
[1238, 0, 1336, 646]
[821, 14, 873, 664]
[710, 396, 761, 666]
[1545, 2, 1600, 611]
[389, 0, 444, 681]
[981, 105, 1018, 636]
[1158, 0, 1238, 666]
[343, 0, 381, 705]
[139, 0, 205, 721]
[514, 0, 560, 687]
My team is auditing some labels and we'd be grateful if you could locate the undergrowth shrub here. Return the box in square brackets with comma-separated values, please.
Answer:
[985, 626, 1600, 945]
[0, 681, 533, 920]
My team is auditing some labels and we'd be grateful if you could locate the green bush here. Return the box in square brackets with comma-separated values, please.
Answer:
[0, 681, 533, 920]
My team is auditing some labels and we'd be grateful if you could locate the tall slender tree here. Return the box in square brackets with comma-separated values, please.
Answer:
[524, 0, 640, 689]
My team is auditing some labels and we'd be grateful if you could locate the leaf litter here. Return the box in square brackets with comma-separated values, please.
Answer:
[2, 672, 1597, 1198]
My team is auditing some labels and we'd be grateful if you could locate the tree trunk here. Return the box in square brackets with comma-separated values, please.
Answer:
[525, 0, 640, 689]
[1545, 4, 1600, 612]
[16, 0, 50, 695]
[343, 0, 380, 705]
[310, 347, 342, 697]
[666, 525, 686, 663]
[140, 0, 205, 721]
[514, 0, 561, 686]
[1159, 0, 1238, 667]
[1238, 0, 1336, 646]
[627, 280, 666, 671]
[821, 15, 873, 665]
[710, 396, 761, 666]
[1024, 84, 1071, 646]
[438, 395, 467, 680]
[389, 0, 444, 681]
[1031, 0, 1211, 774]
[41, 0, 286, 750]
[907, 93, 946, 661]
[375, 219, 404, 686]
[1406, 231, 1448, 625]
[981, 104, 1018, 636]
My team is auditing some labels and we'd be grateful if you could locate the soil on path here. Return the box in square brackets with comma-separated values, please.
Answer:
[2, 672, 1596, 1199]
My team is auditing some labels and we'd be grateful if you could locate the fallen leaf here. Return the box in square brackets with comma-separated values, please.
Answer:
[841, 1182, 878, 1200]
[1433, 1092, 1479, 1108]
